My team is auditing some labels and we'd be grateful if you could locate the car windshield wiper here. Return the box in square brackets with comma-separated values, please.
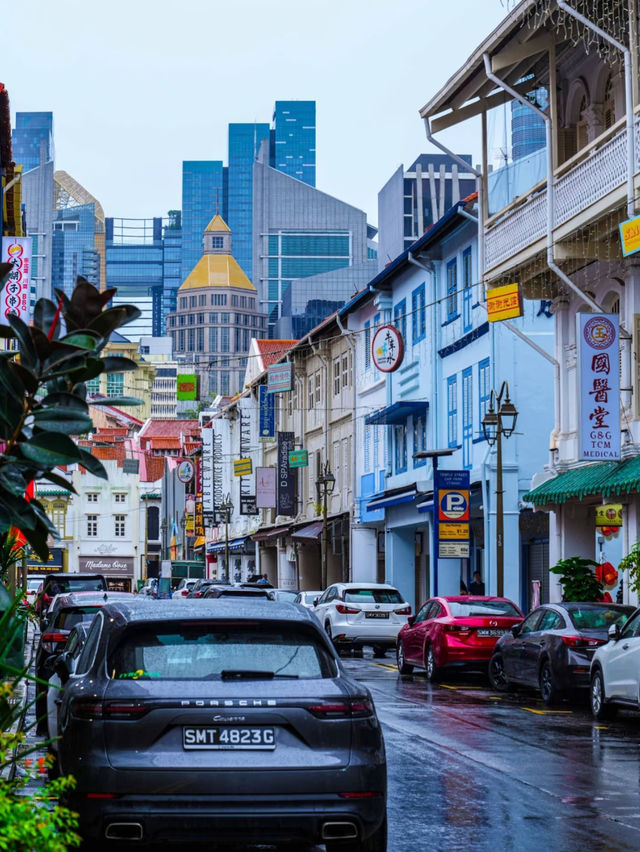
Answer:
[220, 669, 299, 680]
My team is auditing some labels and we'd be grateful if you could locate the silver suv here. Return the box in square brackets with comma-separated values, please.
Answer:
[314, 583, 411, 657]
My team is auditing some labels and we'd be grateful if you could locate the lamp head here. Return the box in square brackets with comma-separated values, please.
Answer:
[482, 407, 499, 446]
[499, 397, 518, 438]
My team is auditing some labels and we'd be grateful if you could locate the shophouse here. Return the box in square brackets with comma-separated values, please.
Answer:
[419, 0, 640, 602]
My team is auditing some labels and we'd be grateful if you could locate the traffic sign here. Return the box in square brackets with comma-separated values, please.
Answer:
[438, 489, 470, 522]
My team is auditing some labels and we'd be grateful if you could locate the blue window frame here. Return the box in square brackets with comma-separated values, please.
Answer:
[413, 416, 427, 467]
[394, 424, 407, 474]
[364, 426, 371, 473]
[447, 375, 458, 448]
[411, 284, 426, 344]
[364, 320, 371, 370]
[462, 247, 473, 333]
[462, 367, 473, 469]
[393, 299, 407, 343]
[446, 259, 458, 320]
[478, 359, 491, 428]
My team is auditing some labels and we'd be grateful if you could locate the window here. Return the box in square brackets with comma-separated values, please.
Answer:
[447, 375, 458, 447]
[333, 358, 340, 396]
[413, 416, 427, 466]
[187, 314, 194, 325]
[86, 376, 100, 395]
[87, 492, 99, 503]
[231, 295, 239, 306]
[364, 321, 371, 370]
[114, 493, 127, 503]
[197, 313, 205, 324]
[199, 294, 207, 306]
[212, 293, 227, 306]
[314, 371, 321, 406]
[394, 424, 407, 473]
[209, 327, 218, 351]
[179, 315, 186, 326]
[462, 247, 473, 333]
[169, 316, 176, 328]
[220, 371, 230, 395]
[342, 354, 349, 389]
[107, 373, 124, 397]
[197, 327, 204, 351]
[114, 515, 126, 537]
[187, 328, 195, 350]
[86, 514, 98, 537]
[308, 375, 315, 410]
[462, 367, 473, 469]
[393, 298, 407, 342]
[446, 259, 458, 319]
[178, 329, 185, 351]
[412, 284, 426, 343]
[478, 359, 491, 425]
[220, 327, 230, 353]
[180, 297, 188, 309]
[209, 313, 218, 323]
[190, 296, 197, 308]
[52, 501, 66, 536]
[211, 236, 224, 248]
[220, 312, 229, 324]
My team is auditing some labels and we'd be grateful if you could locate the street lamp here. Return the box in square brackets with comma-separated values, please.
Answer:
[161, 518, 167, 561]
[482, 381, 518, 598]
[180, 515, 186, 561]
[316, 462, 336, 589]
[220, 494, 234, 581]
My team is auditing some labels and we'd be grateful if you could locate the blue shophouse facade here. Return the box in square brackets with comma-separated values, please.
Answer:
[340, 196, 555, 614]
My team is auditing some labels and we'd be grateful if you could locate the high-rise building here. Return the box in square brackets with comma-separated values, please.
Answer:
[162, 210, 182, 319]
[511, 87, 548, 160]
[22, 161, 54, 303]
[12, 112, 54, 174]
[52, 171, 105, 293]
[269, 101, 316, 186]
[227, 123, 270, 278]
[181, 161, 225, 283]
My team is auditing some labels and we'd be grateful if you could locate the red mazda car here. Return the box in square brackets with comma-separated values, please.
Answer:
[396, 596, 524, 681]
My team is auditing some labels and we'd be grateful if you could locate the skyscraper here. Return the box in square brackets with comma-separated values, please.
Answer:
[181, 161, 225, 282]
[162, 210, 182, 321]
[270, 101, 316, 186]
[53, 171, 105, 293]
[12, 112, 54, 173]
[227, 123, 269, 278]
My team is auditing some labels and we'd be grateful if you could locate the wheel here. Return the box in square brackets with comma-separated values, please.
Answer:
[396, 641, 414, 674]
[372, 646, 386, 659]
[325, 815, 387, 851]
[425, 645, 440, 682]
[590, 669, 616, 720]
[352, 647, 364, 658]
[539, 660, 563, 705]
[488, 654, 510, 692]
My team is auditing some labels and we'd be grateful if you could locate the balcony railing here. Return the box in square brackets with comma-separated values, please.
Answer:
[484, 114, 640, 274]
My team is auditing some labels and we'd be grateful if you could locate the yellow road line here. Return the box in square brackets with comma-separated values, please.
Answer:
[439, 684, 483, 690]
[373, 663, 397, 670]
[594, 726, 609, 730]
[521, 707, 573, 715]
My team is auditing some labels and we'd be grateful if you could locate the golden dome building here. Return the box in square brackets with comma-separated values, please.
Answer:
[167, 215, 268, 401]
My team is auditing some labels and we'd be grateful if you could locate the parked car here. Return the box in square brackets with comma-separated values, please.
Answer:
[46, 622, 92, 751]
[172, 578, 198, 599]
[203, 586, 275, 600]
[271, 588, 300, 603]
[35, 572, 107, 623]
[295, 590, 323, 610]
[590, 605, 640, 719]
[187, 578, 230, 598]
[488, 601, 634, 704]
[397, 596, 523, 681]
[55, 599, 387, 849]
[25, 577, 43, 609]
[314, 582, 411, 657]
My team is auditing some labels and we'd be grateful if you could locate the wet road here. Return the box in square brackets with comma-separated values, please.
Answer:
[342, 653, 640, 852]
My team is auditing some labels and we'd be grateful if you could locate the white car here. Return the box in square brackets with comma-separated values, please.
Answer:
[295, 590, 323, 611]
[172, 578, 197, 599]
[590, 606, 640, 719]
[25, 577, 42, 608]
[313, 582, 411, 657]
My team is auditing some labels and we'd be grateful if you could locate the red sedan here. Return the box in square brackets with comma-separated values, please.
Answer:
[396, 596, 524, 681]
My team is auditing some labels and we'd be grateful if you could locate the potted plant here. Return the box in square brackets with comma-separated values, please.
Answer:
[618, 543, 640, 597]
[549, 556, 604, 602]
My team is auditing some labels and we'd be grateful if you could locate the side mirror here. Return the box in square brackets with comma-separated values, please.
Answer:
[608, 623, 621, 642]
[511, 624, 522, 637]
[407, 615, 416, 627]
[313, 598, 319, 607]
[54, 654, 71, 685]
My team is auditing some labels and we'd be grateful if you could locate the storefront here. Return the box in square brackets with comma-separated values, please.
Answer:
[78, 555, 135, 592]
[27, 547, 66, 576]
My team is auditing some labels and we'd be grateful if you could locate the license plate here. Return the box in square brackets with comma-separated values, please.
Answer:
[477, 628, 506, 637]
[183, 726, 276, 750]
[365, 611, 389, 619]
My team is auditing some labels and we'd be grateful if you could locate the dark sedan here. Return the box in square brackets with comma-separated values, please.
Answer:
[55, 600, 387, 850]
[488, 602, 635, 704]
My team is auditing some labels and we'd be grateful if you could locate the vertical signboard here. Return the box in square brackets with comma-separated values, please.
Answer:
[259, 384, 275, 440]
[578, 314, 620, 460]
[256, 467, 277, 508]
[435, 469, 470, 559]
[1, 237, 32, 324]
[201, 426, 214, 513]
[277, 432, 296, 516]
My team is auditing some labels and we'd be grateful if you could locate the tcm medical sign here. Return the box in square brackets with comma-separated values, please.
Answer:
[578, 314, 620, 460]
[436, 469, 470, 559]
[1, 237, 32, 324]
[486, 283, 523, 323]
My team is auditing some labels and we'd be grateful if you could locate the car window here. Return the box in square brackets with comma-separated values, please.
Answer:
[620, 610, 640, 639]
[343, 588, 404, 604]
[519, 609, 544, 635]
[74, 614, 103, 675]
[570, 606, 633, 630]
[110, 624, 336, 680]
[538, 610, 564, 631]
[447, 600, 522, 618]
[46, 577, 106, 595]
[414, 602, 432, 624]
[56, 606, 102, 631]
[430, 603, 444, 619]
[326, 587, 338, 603]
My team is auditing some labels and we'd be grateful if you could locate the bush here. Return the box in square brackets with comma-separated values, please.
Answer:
[549, 556, 603, 601]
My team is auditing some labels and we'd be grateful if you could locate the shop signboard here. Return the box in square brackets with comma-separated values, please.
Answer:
[256, 467, 276, 509]
[486, 283, 523, 322]
[619, 214, 640, 257]
[27, 547, 64, 573]
[577, 313, 620, 460]
[259, 385, 275, 440]
[78, 556, 134, 577]
[277, 432, 296, 516]
[1, 237, 32, 324]
[267, 363, 293, 393]
[201, 426, 214, 513]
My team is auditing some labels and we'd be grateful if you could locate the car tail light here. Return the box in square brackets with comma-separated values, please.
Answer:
[71, 699, 149, 720]
[561, 636, 606, 648]
[71, 700, 104, 720]
[181, 589, 189, 596]
[394, 606, 411, 615]
[335, 604, 361, 615]
[86, 793, 117, 799]
[307, 699, 374, 718]
[445, 624, 471, 633]
[194, 591, 203, 598]
[41, 631, 69, 653]
[338, 792, 384, 799]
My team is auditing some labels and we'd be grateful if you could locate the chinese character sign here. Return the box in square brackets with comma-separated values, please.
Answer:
[578, 314, 620, 460]
[1, 237, 32, 324]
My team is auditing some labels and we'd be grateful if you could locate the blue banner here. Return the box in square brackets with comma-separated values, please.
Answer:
[259, 384, 275, 441]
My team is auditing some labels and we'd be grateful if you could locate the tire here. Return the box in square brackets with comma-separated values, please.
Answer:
[396, 641, 414, 674]
[372, 646, 386, 659]
[590, 669, 616, 720]
[425, 645, 440, 682]
[539, 660, 563, 705]
[325, 815, 387, 852]
[488, 654, 510, 692]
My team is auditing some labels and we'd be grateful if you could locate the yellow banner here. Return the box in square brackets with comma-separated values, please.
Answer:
[233, 458, 253, 476]
[595, 504, 623, 527]
[620, 215, 640, 257]
[487, 283, 523, 323]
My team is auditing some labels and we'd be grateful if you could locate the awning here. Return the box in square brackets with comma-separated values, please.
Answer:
[416, 497, 434, 513]
[251, 525, 290, 542]
[522, 457, 640, 506]
[366, 484, 418, 511]
[365, 401, 429, 427]
[207, 537, 249, 553]
[291, 521, 323, 540]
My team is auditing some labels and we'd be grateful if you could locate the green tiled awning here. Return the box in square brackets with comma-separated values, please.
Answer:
[523, 459, 633, 506]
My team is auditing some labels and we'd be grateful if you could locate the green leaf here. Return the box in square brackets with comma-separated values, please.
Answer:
[32, 409, 94, 434]
[76, 446, 108, 479]
[19, 433, 82, 467]
[59, 330, 102, 350]
[33, 297, 60, 339]
[10, 361, 38, 395]
[86, 305, 141, 338]
[39, 469, 75, 493]
[89, 396, 144, 407]
[40, 392, 89, 413]
[7, 315, 38, 371]
[100, 356, 138, 373]
[0, 325, 16, 339]
[0, 354, 26, 399]
[0, 466, 28, 497]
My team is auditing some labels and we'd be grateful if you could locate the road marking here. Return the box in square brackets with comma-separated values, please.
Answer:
[373, 663, 397, 670]
[440, 684, 483, 690]
[488, 696, 503, 700]
[521, 707, 573, 715]
[594, 726, 609, 730]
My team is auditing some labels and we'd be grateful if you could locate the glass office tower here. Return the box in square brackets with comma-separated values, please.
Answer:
[227, 123, 269, 279]
[181, 161, 224, 283]
[162, 210, 182, 323]
[12, 112, 54, 173]
[51, 204, 100, 296]
[270, 101, 316, 186]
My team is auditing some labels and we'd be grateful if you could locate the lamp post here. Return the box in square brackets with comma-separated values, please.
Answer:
[161, 518, 167, 561]
[180, 515, 186, 562]
[316, 462, 336, 589]
[481, 381, 518, 598]
[220, 494, 234, 581]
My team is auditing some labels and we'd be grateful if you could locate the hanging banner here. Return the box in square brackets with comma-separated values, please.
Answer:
[619, 214, 640, 257]
[277, 431, 296, 516]
[595, 504, 623, 527]
[259, 384, 276, 440]
[1, 237, 32, 324]
[233, 457, 253, 477]
[201, 426, 214, 513]
[267, 363, 293, 393]
[256, 467, 277, 509]
[577, 314, 620, 460]
[486, 283, 523, 322]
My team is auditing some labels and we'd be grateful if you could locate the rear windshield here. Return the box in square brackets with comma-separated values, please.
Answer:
[447, 601, 521, 617]
[274, 590, 298, 603]
[110, 623, 336, 680]
[569, 606, 632, 629]
[344, 588, 403, 604]
[56, 606, 102, 630]
[47, 578, 106, 595]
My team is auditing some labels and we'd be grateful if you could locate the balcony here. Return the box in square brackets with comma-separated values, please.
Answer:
[484, 113, 640, 276]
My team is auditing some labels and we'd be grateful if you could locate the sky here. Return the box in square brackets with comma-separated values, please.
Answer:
[6, 0, 509, 226]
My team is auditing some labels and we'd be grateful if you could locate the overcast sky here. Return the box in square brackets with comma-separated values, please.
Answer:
[7, 0, 509, 226]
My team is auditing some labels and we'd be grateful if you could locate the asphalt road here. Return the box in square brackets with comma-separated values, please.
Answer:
[18, 644, 640, 851]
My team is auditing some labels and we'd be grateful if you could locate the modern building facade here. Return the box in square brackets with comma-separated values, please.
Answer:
[269, 100, 316, 186]
[162, 210, 182, 320]
[227, 123, 270, 278]
[21, 160, 54, 303]
[12, 112, 53, 174]
[181, 161, 225, 282]
[52, 171, 105, 294]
